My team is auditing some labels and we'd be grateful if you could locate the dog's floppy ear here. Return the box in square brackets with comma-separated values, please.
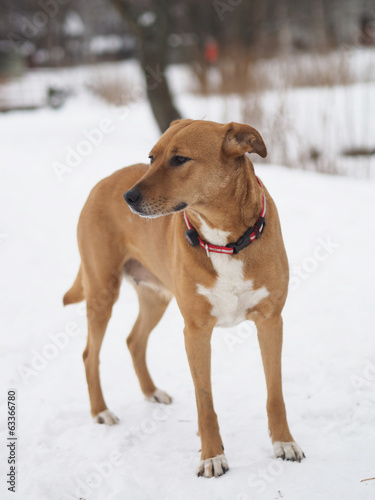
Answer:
[169, 118, 194, 128]
[222, 122, 267, 158]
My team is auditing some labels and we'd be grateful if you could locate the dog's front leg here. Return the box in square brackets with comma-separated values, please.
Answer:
[184, 325, 229, 478]
[256, 315, 305, 461]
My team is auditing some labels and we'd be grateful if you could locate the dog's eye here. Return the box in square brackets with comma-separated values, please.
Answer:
[148, 155, 154, 165]
[170, 156, 190, 167]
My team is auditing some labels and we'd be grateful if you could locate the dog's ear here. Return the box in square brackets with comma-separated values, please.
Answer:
[169, 118, 194, 129]
[222, 122, 267, 158]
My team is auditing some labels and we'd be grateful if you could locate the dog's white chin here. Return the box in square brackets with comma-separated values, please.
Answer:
[129, 205, 186, 219]
[135, 211, 164, 219]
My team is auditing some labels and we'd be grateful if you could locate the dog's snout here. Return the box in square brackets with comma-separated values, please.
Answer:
[124, 188, 141, 206]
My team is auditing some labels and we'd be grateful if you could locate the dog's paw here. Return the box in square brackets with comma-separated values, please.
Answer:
[273, 441, 305, 462]
[93, 409, 119, 425]
[197, 454, 229, 478]
[146, 388, 172, 404]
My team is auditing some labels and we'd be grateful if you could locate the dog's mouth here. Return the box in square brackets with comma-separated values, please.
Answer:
[126, 200, 187, 219]
[172, 202, 188, 212]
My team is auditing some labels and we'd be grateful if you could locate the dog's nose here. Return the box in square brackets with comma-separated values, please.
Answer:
[124, 189, 141, 206]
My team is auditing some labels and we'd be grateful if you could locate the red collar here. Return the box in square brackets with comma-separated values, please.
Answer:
[183, 178, 266, 257]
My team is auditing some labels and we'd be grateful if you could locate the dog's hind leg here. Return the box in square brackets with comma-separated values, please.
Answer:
[127, 285, 172, 404]
[82, 262, 123, 425]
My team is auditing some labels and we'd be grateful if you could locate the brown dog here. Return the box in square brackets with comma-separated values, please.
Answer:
[64, 119, 304, 477]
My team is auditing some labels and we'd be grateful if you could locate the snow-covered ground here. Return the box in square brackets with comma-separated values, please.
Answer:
[1, 73, 375, 500]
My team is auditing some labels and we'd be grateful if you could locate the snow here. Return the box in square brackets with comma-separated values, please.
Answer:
[64, 11, 85, 37]
[89, 35, 136, 55]
[1, 68, 375, 500]
[2, 50, 375, 178]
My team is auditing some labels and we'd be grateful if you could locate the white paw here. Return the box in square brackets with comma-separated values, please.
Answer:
[146, 388, 172, 404]
[197, 454, 229, 478]
[93, 409, 119, 425]
[273, 441, 305, 462]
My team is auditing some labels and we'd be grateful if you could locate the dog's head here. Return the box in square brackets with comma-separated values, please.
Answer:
[124, 119, 267, 218]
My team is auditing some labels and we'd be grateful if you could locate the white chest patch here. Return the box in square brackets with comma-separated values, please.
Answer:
[196, 216, 269, 328]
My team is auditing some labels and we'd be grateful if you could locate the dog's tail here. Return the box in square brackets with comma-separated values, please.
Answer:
[63, 265, 85, 305]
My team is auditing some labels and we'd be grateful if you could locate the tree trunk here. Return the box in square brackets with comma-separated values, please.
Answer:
[141, 57, 182, 133]
[108, 0, 181, 132]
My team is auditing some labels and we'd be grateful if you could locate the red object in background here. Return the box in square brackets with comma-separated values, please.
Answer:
[204, 39, 219, 64]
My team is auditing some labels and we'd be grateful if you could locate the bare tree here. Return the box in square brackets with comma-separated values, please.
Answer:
[108, 0, 181, 132]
